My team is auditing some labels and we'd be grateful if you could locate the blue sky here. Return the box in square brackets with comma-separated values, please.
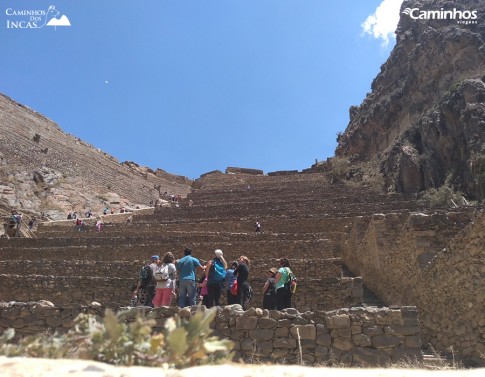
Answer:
[0, 0, 402, 179]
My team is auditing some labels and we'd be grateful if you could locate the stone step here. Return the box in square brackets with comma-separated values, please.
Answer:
[0, 257, 344, 281]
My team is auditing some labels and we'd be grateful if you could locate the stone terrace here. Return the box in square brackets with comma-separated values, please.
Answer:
[0, 93, 192, 210]
[5, 170, 480, 365]
[0, 171, 423, 313]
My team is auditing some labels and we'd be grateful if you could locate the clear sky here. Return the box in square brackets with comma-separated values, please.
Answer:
[0, 0, 403, 179]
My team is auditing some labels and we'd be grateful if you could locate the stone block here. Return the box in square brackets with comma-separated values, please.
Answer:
[240, 338, 255, 351]
[315, 345, 329, 357]
[230, 329, 247, 340]
[277, 319, 291, 327]
[270, 348, 289, 358]
[351, 286, 363, 298]
[236, 316, 258, 330]
[273, 338, 296, 349]
[338, 327, 352, 337]
[258, 317, 277, 329]
[0, 318, 12, 327]
[351, 324, 362, 334]
[249, 329, 274, 341]
[316, 333, 332, 346]
[1, 309, 19, 320]
[302, 354, 315, 363]
[339, 351, 353, 365]
[372, 334, 401, 348]
[405, 335, 422, 349]
[332, 337, 353, 351]
[300, 339, 317, 352]
[316, 323, 328, 335]
[12, 318, 25, 328]
[62, 318, 74, 328]
[332, 314, 350, 329]
[289, 324, 316, 340]
[292, 316, 310, 325]
[363, 326, 383, 335]
[215, 321, 229, 330]
[274, 327, 289, 337]
[255, 341, 273, 355]
[353, 334, 371, 347]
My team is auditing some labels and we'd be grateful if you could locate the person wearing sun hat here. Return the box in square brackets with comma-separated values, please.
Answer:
[263, 267, 278, 310]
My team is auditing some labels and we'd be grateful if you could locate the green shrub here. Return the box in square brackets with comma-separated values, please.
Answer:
[418, 185, 465, 208]
[0, 307, 233, 369]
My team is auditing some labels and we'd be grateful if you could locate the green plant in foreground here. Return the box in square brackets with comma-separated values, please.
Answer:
[0, 307, 233, 369]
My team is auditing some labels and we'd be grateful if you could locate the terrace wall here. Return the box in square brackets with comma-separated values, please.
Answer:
[340, 209, 484, 361]
[0, 301, 422, 366]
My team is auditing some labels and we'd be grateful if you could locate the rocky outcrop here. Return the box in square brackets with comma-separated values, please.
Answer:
[335, 0, 485, 199]
[0, 93, 192, 220]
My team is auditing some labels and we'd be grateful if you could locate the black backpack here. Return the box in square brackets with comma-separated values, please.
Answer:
[265, 278, 276, 296]
[139, 265, 153, 288]
[247, 284, 253, 302]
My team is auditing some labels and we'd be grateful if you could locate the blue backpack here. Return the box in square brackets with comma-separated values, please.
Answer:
[209, 259, 226, 282]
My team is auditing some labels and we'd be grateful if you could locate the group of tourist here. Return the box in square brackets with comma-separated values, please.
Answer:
[132, 248, 296, 311]
[262, 258, 294, 310]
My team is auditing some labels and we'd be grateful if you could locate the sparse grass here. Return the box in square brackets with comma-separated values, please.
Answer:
[393, 346, 463, 370]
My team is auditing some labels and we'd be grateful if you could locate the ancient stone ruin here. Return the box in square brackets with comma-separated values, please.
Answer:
[0, 171, 483, 366]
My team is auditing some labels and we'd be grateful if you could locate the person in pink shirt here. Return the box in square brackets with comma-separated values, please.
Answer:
[153, 252, 177, 307]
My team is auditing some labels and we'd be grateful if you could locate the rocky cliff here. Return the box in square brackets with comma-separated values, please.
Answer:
[335, 0, 485, 200]
[0, 93, 192, 220]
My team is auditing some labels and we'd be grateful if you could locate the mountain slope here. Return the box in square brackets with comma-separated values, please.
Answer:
[0, 93, 192, 220]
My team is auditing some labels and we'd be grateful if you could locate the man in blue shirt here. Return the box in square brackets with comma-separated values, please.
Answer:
[176, 248, 205, 307]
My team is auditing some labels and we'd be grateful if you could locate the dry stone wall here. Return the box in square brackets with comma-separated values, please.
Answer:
[340, 209, 484, 362]
[0, 301, 422, 366]
[0, 274, 362, 312]
[0, 258, 343, 281]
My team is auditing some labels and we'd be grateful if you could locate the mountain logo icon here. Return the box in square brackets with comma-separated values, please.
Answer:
[45, 5, 71, 29]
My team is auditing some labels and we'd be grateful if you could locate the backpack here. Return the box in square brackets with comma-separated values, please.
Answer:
[265, 278, 276, 296]
[247, 284, 253, 302]
[209, 259, 226, 282]
[139, 265, 153, 288]
[284, 267, 297, 294]
[155, 264, 170, 282]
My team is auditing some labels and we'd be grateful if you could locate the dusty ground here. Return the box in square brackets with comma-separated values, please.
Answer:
[0, 357, 483, 377]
